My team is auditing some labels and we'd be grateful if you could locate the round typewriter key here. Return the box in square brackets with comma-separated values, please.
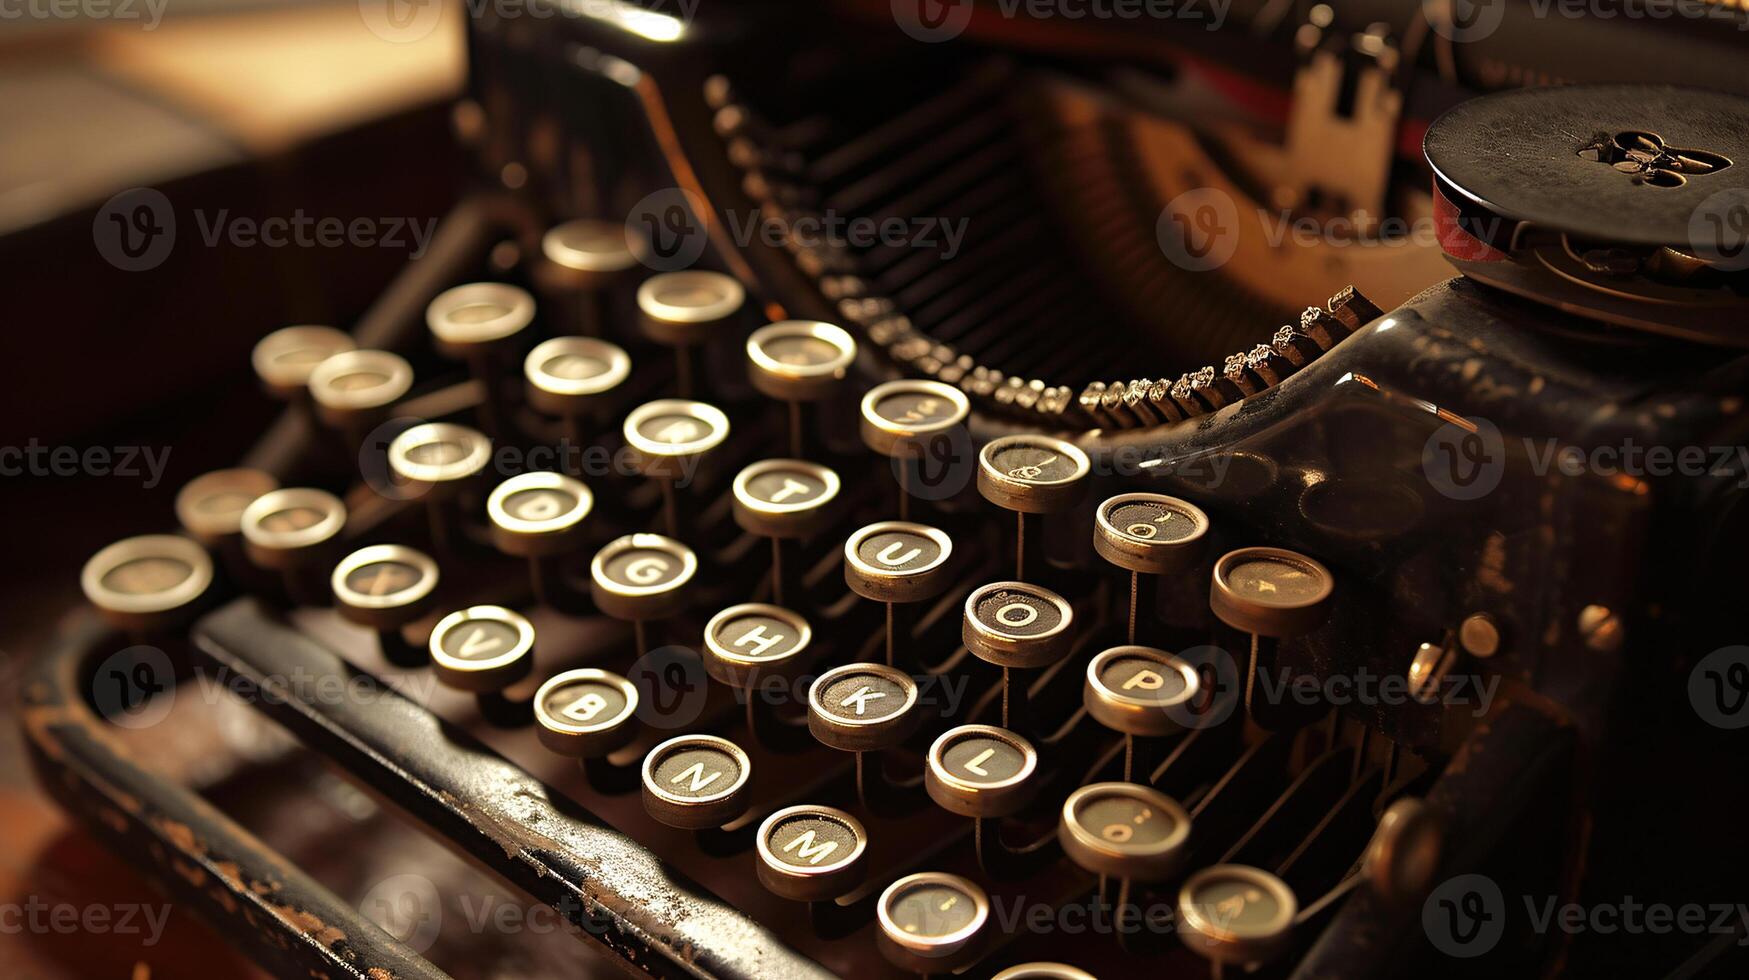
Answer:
[488, 472, 592, 606]
[429, 605, 535, 691]
[641, 734, 752, 829]
[427, 281, 536, 437]
[755, 804, 869, 902]
[807, 662, 922, 753]
[429, 605, 536, 726]
[389, 422, 492, 552]
[1084, 645, 1200, 737]
[962, 582, 1074, 670]
[860, 380, 970, 520]
[81, 534, 214, 633]
[746, 320, 857, 455]
[1177, 865, 1298, 966]
[308, 349, 414, 436]
[241, 487, 347, 604]
[523, 337, 631, 446]
[426, 281, 536, 354]
[1209, 547, 1334, 638]
[991, 965, 1097, 980]
[1000, 966, 1091, 980]
[703, 603, 811, 688]
[590, 533, 697, 655]
[175, 468, 278, 546]
[844, 521, 953, 667]
[876, 872, 990, 972]
[534, 668, 639, 758]
[537, 219, 640, 334]
[1095, 492, 1210, 644]
[637, 270, 746, 397]
[733, 459, 840, 605]
[925, 724, 1039, 819]
[252, 325, 354, 398]
[1058, 782, 1192, 881]
[623, 398, 729, 536]
[979, 434, 1091, 580]
[487, 472, 592, 556]
[1211, 547, 1334, 726]
[978, 434, 1090, 514]
[964, 580, 1075, 730]
[331, 544, 440, 665]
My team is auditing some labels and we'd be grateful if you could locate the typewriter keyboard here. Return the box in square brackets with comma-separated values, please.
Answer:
[73, 220, 1446, 979]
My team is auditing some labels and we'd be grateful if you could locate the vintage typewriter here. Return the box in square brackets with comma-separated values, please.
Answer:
[23, 1, 1749, 978]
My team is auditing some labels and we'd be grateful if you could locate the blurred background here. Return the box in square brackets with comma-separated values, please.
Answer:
[1, 6, 474, 976]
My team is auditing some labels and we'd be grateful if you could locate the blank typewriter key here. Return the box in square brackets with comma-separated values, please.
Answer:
[429, 605, 537, 726]
[732, 459, 841, 605]
[81, 534, 215, 635]
[755, 804, 869, 903]
[241, 488, 348, 606]
[962, 581, 1075, 731]
[860, 380, 969, 521]
[977, 434, 1090, 581]
[1177, 864, 1298, 968]
[535, 219, 640, 336]
[876, 871, 991, 974]
[843, 521, 954, 668]
[487, 472, 593, 607]
[745, 321, 857, 457]
[426, 282, 536, 437]
[991, 965, 1097, 980]
[1209, 547, 1334, 724]
[523, 336, 631, 455]
[623, 398, 730, 538]
[308, 349, 414, 450]
[641, 734, 753, 830]
[590, 533, 697, 658]
[176, 469, 278, 547]
[251, 325, 354, 401]
[331, 544, 440, 667]
[808, 663, 922, 814]
[1084, 646, 1202, 781]
[175, 468, 277, 583]
[637, 270, 747, 397]
[1094, 493, 1211, 644]
[534, 668, 641, 793]
[926, 724, 1040, 878]
[387, 422, 492, 553]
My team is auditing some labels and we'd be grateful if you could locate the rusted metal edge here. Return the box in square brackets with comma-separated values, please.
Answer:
[191, 598, 834, 980]
[20, 610, 453, 980]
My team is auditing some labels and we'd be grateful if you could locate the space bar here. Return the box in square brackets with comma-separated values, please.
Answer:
[192, 597, 833, 980]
